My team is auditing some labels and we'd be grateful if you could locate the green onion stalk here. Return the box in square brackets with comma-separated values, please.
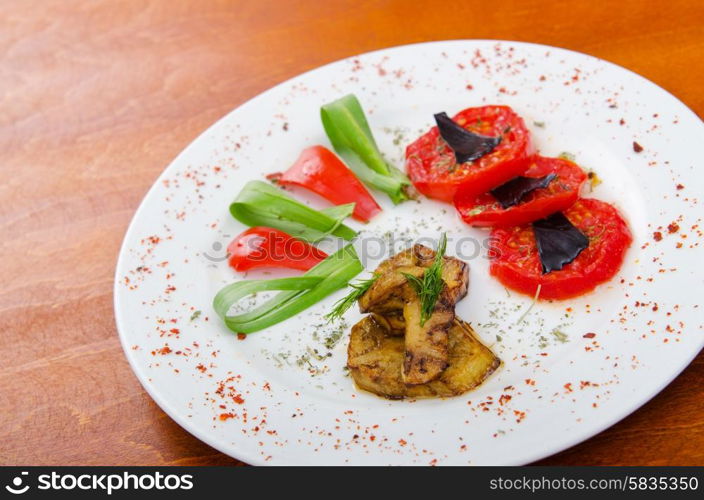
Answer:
[321, 94, 415, 204]
[230, 180, 357, 243]
[213, 244, 364, 334]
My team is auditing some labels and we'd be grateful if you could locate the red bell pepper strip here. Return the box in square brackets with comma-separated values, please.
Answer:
[227, 226, 328, 272]
[267, 146, 382, 222]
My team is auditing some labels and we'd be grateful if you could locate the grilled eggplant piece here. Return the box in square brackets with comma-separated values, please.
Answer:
[371, 311, 405, 335]
[358, 245, 469, 314]
[401, 292, 454, 385]
[374, 246, 419, 274]
[347, 315, 500, 399]
[358, 244, 469, 384]
[358, 265, 423, 313]
[438, 255, 469, 303]
[347, 316, 408, 399]
[413, 245, 469, 301]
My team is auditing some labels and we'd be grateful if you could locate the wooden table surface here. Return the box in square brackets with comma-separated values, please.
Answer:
[1, 0, 702, 466]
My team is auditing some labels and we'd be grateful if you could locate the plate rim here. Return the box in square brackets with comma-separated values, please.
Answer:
[114, 39, 704, 465]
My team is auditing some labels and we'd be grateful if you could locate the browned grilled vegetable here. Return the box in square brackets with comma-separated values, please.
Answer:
[401, 291, 454, 384]
[359, 245, 469, 314]
[357, 244, 469, 384]
[347, 315, 500, 399]
[371, 311, 405, 335]
[358, 265, 423, 313]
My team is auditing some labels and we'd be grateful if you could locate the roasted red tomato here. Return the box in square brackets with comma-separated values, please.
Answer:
[405, 105, 533, 202]
[455, 156, 587, 227]
[267, 146, 381, 223]
[227, 227, 328, 272]
[489, 199, 632, 300]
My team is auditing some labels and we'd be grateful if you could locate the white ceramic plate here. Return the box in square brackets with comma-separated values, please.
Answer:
[115, 40, 704, 465]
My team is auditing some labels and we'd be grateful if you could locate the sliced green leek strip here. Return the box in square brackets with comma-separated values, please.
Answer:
[230, 180, 357, 242]
[321, 94, 413, 204]
[213, 244, 363, 333]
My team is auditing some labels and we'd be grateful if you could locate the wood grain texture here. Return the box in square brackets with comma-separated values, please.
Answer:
[1, 0, 702, 466]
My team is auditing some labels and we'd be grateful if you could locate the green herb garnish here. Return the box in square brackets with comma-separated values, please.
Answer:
[306, 346, 328, 361]
[402, 233, 447, 326]
[587, 170, 602, 190]
[550, 329, 569, 343]
[325, 273, 380, 322]
[558, 151, 576, 162]
[515, 284, 542, 324]
[190, 310, 202, 321]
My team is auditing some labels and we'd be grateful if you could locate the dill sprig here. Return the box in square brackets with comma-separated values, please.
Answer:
[402, 233, 447, 326]
[325, 274, 380, 322]
[515, 284, 541, 325]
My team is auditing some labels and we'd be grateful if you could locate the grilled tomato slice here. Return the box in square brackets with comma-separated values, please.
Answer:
[455, 156, 587, 227]
[488, 199, 632, 300]
[405, 105, 533, 202]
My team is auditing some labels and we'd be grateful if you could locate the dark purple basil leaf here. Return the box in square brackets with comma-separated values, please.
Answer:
[434, 112, 501, 164]
[490, 174, 557, 209]
[533, 212, 589, 274]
